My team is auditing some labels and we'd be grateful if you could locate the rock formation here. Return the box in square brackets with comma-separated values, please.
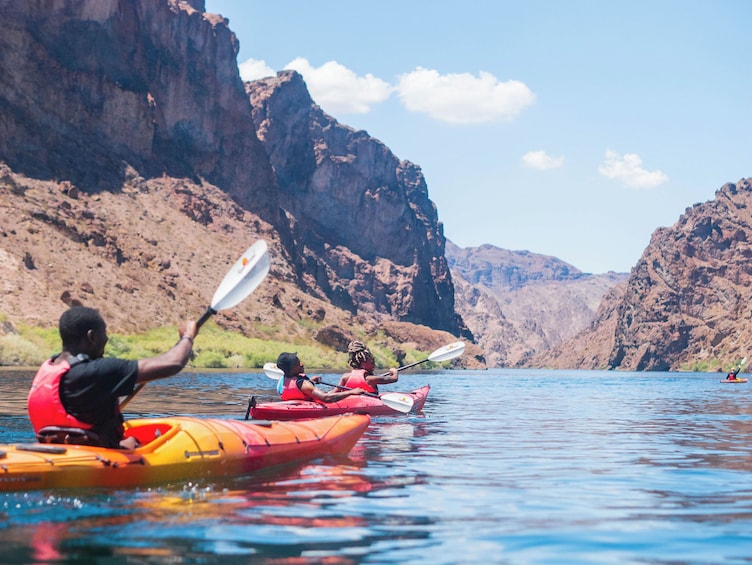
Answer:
[0, 0, 468, 356]
[0, 0, 277, 221]
[247, 71, 466, 336]
[537, 178, 752, 371]
[447, 241, 627, 366]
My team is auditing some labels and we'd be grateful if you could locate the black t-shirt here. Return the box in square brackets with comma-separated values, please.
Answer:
[60, 357, 139, 448]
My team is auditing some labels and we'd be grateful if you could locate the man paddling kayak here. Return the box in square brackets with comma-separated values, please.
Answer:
[338, 340, 399, 394]
[276, 352, 366, 402]
[726, 358, 746, 380]
[27, 306, 198, 449]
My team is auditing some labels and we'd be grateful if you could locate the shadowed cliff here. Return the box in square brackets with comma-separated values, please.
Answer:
[0, 0, 468, 357]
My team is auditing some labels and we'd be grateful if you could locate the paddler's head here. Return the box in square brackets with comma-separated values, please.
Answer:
[59, 305, 108, 359]
[276, 352, 302, 378]
[347, 340, 375, 370]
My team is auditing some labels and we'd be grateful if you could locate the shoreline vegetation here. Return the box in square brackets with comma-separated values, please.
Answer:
[0, 318, 739, 374]
[0, 320, 431, 372]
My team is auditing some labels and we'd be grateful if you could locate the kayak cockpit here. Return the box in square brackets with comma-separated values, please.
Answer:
[36, 426, 101, 446]
[35, 421, 179, 452]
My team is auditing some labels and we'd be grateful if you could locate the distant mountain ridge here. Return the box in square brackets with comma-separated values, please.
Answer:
[446, 241, 628, 367]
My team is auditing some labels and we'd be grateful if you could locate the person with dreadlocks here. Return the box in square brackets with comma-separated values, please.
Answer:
[337, 340, 399, 394]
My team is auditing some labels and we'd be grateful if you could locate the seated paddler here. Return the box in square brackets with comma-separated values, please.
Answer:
[338, 340, 399, 394]
[27, 305, 198, 449]
[277, 351, 366, 402]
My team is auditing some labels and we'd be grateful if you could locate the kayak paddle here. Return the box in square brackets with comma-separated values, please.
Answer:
[376, 341, 465, 376]
[121, 239, 271, 409]
[728, 356, 748, 378]
[261, 362, 415, 413]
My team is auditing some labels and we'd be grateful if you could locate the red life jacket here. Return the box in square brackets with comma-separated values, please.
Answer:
[341, 369, 378, 393]
[27, 357, 94, 433]
[281, 376, 312, 400]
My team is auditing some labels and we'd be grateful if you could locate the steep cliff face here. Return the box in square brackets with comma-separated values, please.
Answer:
[247, 71, 465, 336]
[0, 165, 487, 368]
[447, 241, 628, 367]
[538, 178, 752, 371]
[0, 0, 473, 346]
[0, 0, 277, 221]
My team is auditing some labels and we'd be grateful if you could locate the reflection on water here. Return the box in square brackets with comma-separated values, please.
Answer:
[2, 369, 752, 562]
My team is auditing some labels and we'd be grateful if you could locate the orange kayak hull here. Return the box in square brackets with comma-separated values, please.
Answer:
[0, 413, 370, 492]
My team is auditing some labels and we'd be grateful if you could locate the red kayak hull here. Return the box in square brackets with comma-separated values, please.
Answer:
[250, 385, 430, 420]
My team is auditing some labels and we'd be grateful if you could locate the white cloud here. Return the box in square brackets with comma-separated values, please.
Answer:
[598, 150, 669, 188]
[395, 67, 535, 124]
[284, 57, 393, 115]
[241, 58, 534, 125]
[238, 58, 276, 81]
[522, 150, 564, 170]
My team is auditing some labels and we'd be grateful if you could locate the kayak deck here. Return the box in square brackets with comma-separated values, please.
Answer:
[249, 385, 430, 420]
[0, 413, 370, 492]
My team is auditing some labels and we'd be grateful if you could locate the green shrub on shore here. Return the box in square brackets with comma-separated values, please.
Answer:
[0, 334, 48, 366]
[0, 324, 59, 366]
[0, 318, 429, 371]
[679, 358, 744, 373]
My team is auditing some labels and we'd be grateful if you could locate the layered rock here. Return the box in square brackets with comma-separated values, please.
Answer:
[0, 0, 277, 221]
[538, 178, 752, 371]
[247, 71, 466, 336]
[447, 241, 628, 367]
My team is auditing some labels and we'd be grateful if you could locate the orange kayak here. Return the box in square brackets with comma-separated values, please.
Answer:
[0, 413, 369, 492]
[721, 378, 748, 383]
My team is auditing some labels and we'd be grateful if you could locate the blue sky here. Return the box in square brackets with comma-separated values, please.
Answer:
[205, 0, 751, 274]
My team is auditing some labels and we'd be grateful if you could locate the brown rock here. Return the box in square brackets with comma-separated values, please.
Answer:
[446, 241, 627, 367]
[246, 71, 466, 337]
[538, 178, 752, 371]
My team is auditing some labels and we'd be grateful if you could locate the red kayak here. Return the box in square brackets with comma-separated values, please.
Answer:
[248, 385, 430, 420]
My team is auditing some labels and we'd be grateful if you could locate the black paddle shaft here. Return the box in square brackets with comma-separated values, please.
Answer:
[318, 380, 380, 399]
[376, 357, 428, 377]
[196, 306, 217, 329]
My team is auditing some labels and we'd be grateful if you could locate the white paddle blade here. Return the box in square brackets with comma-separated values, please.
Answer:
[427, 341, 465, 363]
[381, 392, 414, 414]
[263, 362, 283, 380]
[211, 240, 270, 311]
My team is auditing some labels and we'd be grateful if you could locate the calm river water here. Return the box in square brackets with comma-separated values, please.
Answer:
[1, 368, 752, 564]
